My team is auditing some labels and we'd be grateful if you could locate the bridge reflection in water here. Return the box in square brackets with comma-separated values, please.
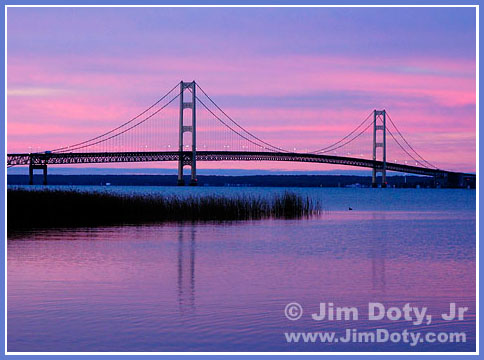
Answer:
[177, 226, 196, 315]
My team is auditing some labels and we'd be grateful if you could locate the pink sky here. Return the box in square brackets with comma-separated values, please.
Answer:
[7, 7, 476, 173]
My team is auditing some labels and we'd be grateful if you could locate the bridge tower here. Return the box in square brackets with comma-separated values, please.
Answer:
[178, 81, 197, 186]
[372, 110, 387, 188]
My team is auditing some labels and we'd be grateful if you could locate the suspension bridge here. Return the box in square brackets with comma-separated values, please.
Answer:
[7, 81, 475, 187]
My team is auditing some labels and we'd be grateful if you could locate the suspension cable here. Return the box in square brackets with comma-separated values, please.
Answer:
[57, 92, 180, 153]
[50, 82, 179, 153]
[195, 83, 289, 153]
[386, 126, 428, 168]
[311, 111, 373, 154]
[317, 120, 373, 154]
[385, 112, 437, 169]
[195, 95, 283, 152]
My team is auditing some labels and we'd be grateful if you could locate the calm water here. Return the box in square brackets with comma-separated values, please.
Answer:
[7, 187, 476, 352]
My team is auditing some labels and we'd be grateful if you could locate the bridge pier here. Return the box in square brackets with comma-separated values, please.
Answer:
[178, 81, 197, 186]
[29, 164, 47, 185]
[177, 156, 185, 186]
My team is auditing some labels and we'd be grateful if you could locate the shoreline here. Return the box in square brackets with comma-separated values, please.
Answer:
[8, 173, 470, 188]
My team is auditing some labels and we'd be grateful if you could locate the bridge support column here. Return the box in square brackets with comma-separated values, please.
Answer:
[29, 164, 33, 185]
[178, 81, 197, 186]
[372, 109, 387, 188]
[43, 166, 48, 185]
[28, 163, 48, 185]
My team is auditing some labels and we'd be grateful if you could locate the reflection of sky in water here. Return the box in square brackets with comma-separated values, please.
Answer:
[7, 189, 475, 352]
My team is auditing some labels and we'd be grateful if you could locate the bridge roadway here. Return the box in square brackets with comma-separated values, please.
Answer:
[7, 150, 475, 179]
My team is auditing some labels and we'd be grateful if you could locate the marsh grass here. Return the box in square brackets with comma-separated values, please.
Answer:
[8, 189, 317, 231]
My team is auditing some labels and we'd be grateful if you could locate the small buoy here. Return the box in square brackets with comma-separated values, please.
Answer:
[348, 207, 353, 211]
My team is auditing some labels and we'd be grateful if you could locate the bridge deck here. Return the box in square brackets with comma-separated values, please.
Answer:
[6, 151, 474, 178]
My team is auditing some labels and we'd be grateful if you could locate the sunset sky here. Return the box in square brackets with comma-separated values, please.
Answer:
[7, 6, 477, 173]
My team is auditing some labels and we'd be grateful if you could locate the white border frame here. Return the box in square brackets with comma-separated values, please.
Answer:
[4, 3, 480, 356]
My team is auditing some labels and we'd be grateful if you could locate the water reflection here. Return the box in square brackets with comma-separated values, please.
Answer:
[370, 213, 386, 293]
[177, 225, 196, 315]
[7, 192, 476, 352]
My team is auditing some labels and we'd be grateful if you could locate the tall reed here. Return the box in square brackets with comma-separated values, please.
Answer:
[7, 189, 317, 231]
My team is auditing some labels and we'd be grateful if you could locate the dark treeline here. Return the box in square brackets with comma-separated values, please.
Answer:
[8, 174, 438, 188]
[8, 189, 316, 232]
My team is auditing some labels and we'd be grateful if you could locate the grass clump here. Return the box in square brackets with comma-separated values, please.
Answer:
[7, 189, 316, 231]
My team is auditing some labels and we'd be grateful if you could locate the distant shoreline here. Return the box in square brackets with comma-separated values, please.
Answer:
[7, 174, 462, 188]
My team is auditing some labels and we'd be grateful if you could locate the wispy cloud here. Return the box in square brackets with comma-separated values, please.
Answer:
[7, 87, 71, 97]
[6, 7, 476, 172]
